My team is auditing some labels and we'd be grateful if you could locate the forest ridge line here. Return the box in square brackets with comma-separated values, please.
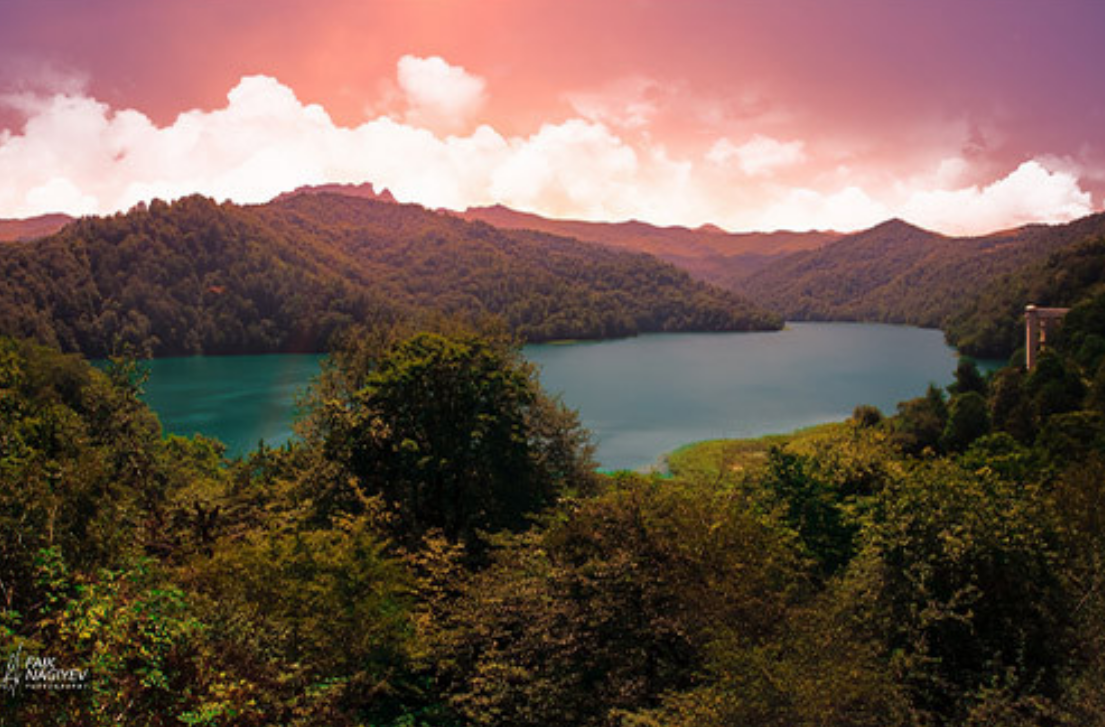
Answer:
[0, 191, 781, 358]
[5, 180, 1105, 363]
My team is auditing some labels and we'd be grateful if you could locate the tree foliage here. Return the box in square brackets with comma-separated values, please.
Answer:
[6, 289, 1105, 726]
[426, 474, 805, 727]
[305, 328, 596, 548]
[0, 194, 781, 358]
[843, 462, 1071, 725]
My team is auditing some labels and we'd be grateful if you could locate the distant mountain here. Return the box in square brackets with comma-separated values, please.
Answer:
[272, 181, 397, 204]
[0, 185, 394, 244]
[0, 193, 780, 358]
[738, 213, 1105, 331]
[0, 213, 73, 242]
[459, 204, 838, 287]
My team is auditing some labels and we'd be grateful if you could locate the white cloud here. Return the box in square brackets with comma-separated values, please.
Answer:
[714, 159, 1093, 234]
[0, 73, 670, 223]
[737, 185, 889, 233]
[490, 120, 640, 218]
[901, 160, 1093, 234]
[396, 55, 487, 134]
[708, 134, 806, 176]
[25, 177, 98, 216]
[0, 62, 1097, 236]
[565, 77, 661, 130]
[932, 156, 969, 187]
[0, 58, 90, 100]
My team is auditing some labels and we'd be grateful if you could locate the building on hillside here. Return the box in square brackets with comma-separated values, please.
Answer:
[1025, 304, 1069, 369]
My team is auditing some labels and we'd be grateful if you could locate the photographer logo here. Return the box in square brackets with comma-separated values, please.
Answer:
[2, 646, 89, 694]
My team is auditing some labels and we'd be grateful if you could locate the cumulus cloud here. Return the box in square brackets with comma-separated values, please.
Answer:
[708, 134, 806, 176]
[0, 60, 1097, 236]
[0, 76, 344, 216]
[733, 185, 889, 233]
[900, 160, 1093, 234]
[396, 55, 487, 134]
[703, 156, 1094, 234]
[0, 73, 681, 224]
[490, 120, 641, 217]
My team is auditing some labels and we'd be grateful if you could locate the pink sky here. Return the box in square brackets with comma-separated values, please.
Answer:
[1, 0, 1103, 233]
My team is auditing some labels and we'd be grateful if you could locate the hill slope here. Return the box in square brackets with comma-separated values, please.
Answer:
[460, 204, 837, 286]
[0, 213, 73, 242]
[0, 194, 780, 357]
[945, 233, 1105, 358]
[739, 214, 1105, 329]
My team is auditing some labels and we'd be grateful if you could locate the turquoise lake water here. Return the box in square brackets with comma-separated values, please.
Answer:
[139, 322, 962, 470]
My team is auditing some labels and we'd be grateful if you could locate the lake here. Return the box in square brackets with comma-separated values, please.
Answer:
[140, 322, 962, 470]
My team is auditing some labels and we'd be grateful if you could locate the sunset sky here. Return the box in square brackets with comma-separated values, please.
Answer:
[1, 0, 1103, 234]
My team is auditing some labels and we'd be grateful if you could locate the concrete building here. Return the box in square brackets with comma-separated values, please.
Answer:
[1025, 304, 1070, 369]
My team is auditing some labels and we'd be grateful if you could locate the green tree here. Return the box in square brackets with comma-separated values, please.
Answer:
[942, 391, 990, 452]
[1050, 456, 1105, 724]
[310, 329, 595, 548]
[759, 447, 857, 577]
[1025, 350, 1085, 425]
[427, 474, 804, 727]
[643, 593, 911, 727]
[842, 461, 1072, 725]
[1035, 410, 1105, 463]
[851, 403, 883, 428]
[890, 384, 948, 455]
[988, 366, 1035, 443]
[949, 357, 987, 397]
[188, 513, 419, 724]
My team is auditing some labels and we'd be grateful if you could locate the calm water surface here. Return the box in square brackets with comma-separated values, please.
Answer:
[139, 354, 325, 455]
[140, 323, 960, 469]
[526, 323, 957, 470]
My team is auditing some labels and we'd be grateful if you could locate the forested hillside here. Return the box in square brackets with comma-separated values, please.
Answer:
[460, 203, 837, 286]
[946, 234, 1105, 358]
[740, 213, 1105, 328]
[0, 194, 780, 357]
[259, 193, 780, 340]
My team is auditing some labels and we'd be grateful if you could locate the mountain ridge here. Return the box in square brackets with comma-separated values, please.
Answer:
[0, 192, 781, 357]
[458, 203, 840, 286]
[8, 182, 1105, 353]
[739, 210, 1105, 330]
[272, 181, 398, 204]
[0, 213, 75, 242]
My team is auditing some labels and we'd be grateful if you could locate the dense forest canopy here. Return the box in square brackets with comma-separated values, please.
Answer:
[945, 234, 1105, 359]
[0, 194, 780, 358]
[4, 307, 1105, 725]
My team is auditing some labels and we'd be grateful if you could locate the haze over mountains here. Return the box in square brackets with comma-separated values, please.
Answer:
[273, 182, 398, 205]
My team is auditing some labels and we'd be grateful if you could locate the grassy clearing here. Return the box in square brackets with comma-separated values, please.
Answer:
[665, 422, 848, 480]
